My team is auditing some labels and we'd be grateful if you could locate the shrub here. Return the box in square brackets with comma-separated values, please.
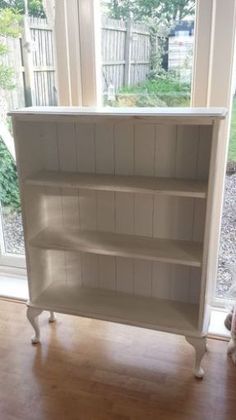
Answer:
[0, 138, 20, 210]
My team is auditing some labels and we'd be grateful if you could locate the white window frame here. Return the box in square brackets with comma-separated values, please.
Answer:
[54, 0, 101, 106]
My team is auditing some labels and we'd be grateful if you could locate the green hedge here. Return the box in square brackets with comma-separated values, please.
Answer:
[0, 138, 20, 210]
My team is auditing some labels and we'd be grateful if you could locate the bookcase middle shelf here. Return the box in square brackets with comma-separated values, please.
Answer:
[29, 227, 203, 268]
[25, 171, 208, 199]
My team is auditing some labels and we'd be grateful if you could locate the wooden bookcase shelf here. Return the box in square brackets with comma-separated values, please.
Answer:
[30, 227, 203, 267]
[31, 282, 199, 336]
[25, 171, 208, 199]
[10, 106, 227, 378]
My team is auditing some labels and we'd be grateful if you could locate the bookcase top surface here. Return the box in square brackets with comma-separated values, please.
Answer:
[9, 106, 227, 121]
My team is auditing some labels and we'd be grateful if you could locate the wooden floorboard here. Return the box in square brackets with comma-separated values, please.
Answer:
[0, 299, 236, 420]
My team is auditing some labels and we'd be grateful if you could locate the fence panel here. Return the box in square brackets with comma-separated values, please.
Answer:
[0, 16, 57, 115]
[1, 15, 194, 110]
[29, 17, 57, 106]
[130, 22, 150, 86]
[101, 16, 151, 93]
[101, 17, 126, 91]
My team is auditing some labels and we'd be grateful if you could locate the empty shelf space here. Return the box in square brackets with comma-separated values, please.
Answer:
[25, 171, 208, 198]
[32, 282, 199, 335]
[29, 228, 203, 267]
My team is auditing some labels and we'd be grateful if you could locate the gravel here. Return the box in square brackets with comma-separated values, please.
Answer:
[216, 173, 236, 298]
[1, 208, 25, 255]
[1, 175, 236, 297]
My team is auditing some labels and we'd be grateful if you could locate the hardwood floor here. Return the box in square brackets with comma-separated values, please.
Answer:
[0, 299, 236, 420]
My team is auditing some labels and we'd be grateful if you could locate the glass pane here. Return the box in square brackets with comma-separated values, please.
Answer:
[216, 95, 236, 299]
[0, 6, 56, 262]
[0, 131, 24, 256]
[100, 0, 196, 107]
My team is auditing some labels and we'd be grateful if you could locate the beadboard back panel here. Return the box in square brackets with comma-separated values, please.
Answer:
[14, 119, 212, 305]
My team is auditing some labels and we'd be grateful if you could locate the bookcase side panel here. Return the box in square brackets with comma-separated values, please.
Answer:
[13, 120, 50, 300]
[191, 125, 212, 244]
[189, 125, 212, 308]
[198, 121, 226, 333]
[13, 121, 45, 237]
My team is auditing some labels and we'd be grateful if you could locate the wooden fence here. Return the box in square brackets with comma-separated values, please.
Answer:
[1, 15, 194, 113]
[101, 16, 151, 92]
[29, 17, 57, 106]
[0, 16, 57, 115]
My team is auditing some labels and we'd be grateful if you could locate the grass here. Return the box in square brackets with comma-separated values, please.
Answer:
[104, 73, 191, 108]
[118, 76, 191, 107]
[228, 96, 236, 161]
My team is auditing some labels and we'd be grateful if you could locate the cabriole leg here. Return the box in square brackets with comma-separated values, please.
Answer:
[48, 311, 56, 323]
[185, 336, 207, 379]
[26, 307, 43, 344]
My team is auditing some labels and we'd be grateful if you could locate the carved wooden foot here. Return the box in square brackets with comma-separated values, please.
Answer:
[48, 311, 56, 323]
[26, 307, 43, 344]
[185, 336, 207, 379]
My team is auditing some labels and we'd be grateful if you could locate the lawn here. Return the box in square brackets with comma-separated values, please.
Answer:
[105, 73, 191, 108]
[228, 96, 236, 161]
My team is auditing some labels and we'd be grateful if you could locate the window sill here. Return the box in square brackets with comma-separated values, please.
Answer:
[208, 307, 230, 339]
[0, 267, 28, 301]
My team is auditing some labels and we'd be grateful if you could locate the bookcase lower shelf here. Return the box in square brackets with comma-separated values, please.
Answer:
[29, 282, 199, 335]
[26, 281, 207, 379]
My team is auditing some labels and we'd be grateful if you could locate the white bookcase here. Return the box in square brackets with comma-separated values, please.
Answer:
[10, 107, 227, 378]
